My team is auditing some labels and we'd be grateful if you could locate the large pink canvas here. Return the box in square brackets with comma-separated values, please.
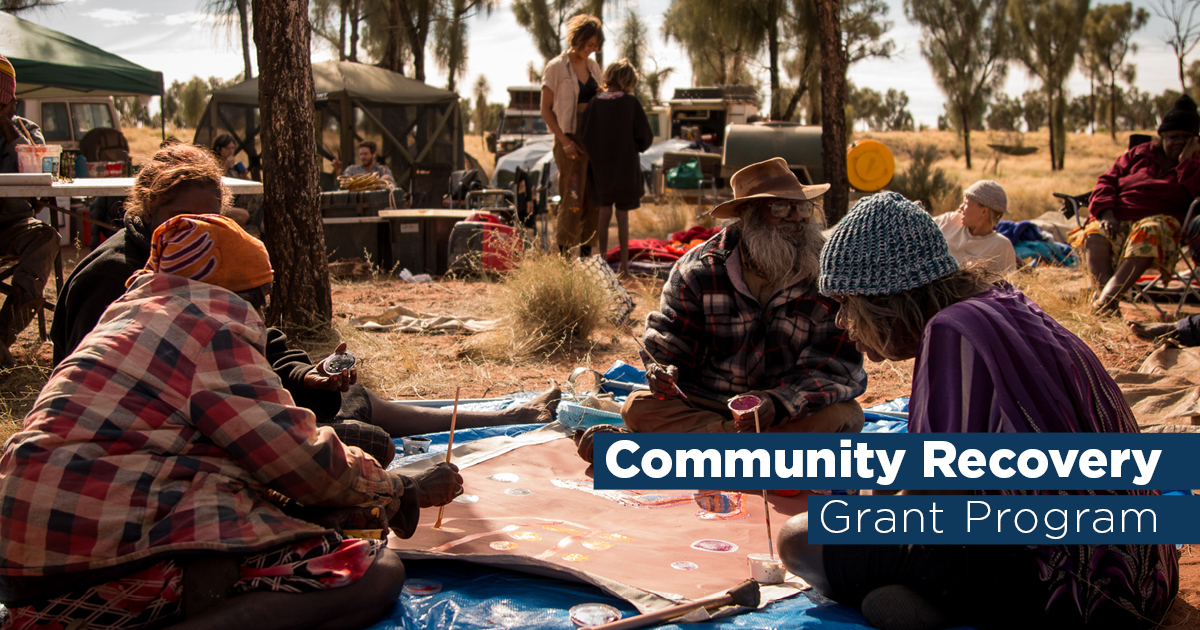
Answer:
[388, 435, 810, 609]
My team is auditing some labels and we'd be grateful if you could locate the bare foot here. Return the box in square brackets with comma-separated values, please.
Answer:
[1091, 296, 1121, 317]
[1129, 320, 1176, 342]
[505, 387, 562, 423]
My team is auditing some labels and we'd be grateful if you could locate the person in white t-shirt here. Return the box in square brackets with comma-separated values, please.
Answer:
[932, 180, 1017, 274]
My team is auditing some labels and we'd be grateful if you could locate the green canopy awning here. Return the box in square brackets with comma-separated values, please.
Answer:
[0, 12, 163, 98]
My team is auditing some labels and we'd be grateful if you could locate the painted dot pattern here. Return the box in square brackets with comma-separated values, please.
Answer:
[690, 539, 738, 553]
[488, 473, 519, 483]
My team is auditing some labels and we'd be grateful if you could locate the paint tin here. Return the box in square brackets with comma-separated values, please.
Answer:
[569, 603, 621, 627]
[747, 553, 786, 584]
[727, 394, 761, 421]
[323, 350, 357, 373]
[401, 436, 431, 456]
[402, 579, 442, 596]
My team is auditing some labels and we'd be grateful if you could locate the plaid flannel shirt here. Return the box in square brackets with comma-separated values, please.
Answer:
[643, 225, 867, 424]
[0, 274, 413, 579]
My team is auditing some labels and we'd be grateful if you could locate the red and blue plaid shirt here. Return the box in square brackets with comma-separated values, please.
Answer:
[0, 274, 410, 578]
[643, 225, 867, 424]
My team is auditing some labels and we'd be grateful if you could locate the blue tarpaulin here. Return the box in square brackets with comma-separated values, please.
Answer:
[372, 378, 952, 630]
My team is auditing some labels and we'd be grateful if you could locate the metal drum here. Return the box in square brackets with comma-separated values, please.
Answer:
[722, 122, 825, 184]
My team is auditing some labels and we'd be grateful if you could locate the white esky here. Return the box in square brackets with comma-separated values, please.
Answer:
[20, 0, 1192, 126]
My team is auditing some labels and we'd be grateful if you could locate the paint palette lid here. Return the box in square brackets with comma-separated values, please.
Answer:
[846, 138, 895, 192]
[569, 603, 622, 626]
[403, 579, 442, 596]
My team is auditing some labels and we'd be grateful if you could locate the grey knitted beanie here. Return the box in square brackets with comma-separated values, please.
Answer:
[963, 180, 1007, 213]
[819, 191, 960, 296]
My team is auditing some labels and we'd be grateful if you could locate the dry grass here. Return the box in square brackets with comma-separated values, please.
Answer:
[461, 250, 615, 361]
[630, 197, 716, 240]
[866, 128, 1143, 221]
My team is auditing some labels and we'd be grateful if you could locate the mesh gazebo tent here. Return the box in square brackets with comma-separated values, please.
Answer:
[194, 61, 464, 195]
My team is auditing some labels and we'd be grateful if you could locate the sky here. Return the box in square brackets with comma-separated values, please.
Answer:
[17, 0, 1196, 126]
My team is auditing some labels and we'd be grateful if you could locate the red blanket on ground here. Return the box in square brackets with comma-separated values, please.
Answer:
[605, 226, 721, 263]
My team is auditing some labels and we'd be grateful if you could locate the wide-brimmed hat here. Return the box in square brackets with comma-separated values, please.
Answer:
[707, 157, 830, 220]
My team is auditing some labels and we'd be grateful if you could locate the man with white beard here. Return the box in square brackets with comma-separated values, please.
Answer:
[621, 158, 867, 434]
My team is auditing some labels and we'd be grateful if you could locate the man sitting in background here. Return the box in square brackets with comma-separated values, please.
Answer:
[0, 53, 57, 368]
[332, 140, 394, 185]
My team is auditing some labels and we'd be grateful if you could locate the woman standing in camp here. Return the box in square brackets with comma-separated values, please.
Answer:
[539, 14, 603, 258]
[578, 59, 654, 278]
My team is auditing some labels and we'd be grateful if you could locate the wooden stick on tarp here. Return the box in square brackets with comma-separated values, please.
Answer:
[433, 386, 461, 529]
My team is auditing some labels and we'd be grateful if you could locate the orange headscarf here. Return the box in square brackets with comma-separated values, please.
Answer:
[128, 214, 273, 292]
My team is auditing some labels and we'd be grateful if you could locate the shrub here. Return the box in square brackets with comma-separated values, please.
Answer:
[462, 251, 612, 359]
[888, 143, 962, 213]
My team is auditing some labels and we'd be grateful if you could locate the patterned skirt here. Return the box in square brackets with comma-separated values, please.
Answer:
[1, 533, 384, 630]
[1068, 214, 1183, 275]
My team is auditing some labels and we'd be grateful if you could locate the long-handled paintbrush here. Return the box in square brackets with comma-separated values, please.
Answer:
[433, 386, 461, 530]
[753, 406, 775, 561]
[617, 320, 687, 399]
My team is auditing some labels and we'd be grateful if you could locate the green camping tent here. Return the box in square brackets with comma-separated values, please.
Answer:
[0, 12, 163, 98]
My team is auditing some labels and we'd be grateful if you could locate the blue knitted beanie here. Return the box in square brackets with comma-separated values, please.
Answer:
[819, 191, 960, 296]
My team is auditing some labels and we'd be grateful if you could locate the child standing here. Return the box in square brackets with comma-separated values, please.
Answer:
[577, 59, 655, 277]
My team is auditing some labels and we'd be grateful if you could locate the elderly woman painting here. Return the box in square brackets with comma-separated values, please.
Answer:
[0, 214, 463, 630]
[1070, 94, 1200, 314]
[778, 192, 1177, 630]
[539, 13, 603, 258]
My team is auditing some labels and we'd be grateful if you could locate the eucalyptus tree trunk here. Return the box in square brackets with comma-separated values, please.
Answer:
[239, 0, 254, 79]
[816, 0, 849, 224]
[252, 0, 332, 335]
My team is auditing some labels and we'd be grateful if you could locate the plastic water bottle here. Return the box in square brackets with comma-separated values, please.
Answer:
[75, 154, 88, 178]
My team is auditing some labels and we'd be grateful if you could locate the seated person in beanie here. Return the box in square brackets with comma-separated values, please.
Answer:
[779, 191, 1177, 630]
[0, 214, 465, 630]
[621, 157, 867, 434]
[51, 143, 560, 467]
[1069, 93, 1200, 314]
[0, 53, 59, 368]
[933, 180, 1016, 274]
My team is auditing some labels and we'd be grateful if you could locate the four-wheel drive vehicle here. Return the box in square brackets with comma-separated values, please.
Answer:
[491, 86, 552, 158]
[15, 96, 122, 151]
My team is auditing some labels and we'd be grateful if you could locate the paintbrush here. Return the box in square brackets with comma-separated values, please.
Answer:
[433, 386, 461, 530]
[753, 406, 775, 561]
[14, 118, 33, 145]
[617, 320, 688, 400]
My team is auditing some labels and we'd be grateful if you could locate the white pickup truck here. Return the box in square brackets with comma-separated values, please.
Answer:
[14, 95, 122, 151]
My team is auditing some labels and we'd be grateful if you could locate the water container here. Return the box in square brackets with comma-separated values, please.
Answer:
[75, 154, 88, 178]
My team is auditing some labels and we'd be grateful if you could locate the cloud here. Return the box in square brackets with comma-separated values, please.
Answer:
[81, 8, 147, 26]
[162, 13, 221, 27]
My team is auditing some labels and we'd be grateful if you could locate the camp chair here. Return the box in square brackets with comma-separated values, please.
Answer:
[0, 256, 50, 342]
[1051, 133, 1200, 316]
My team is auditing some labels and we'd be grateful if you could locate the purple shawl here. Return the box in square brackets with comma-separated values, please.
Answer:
[908, 284, 1177, 624]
